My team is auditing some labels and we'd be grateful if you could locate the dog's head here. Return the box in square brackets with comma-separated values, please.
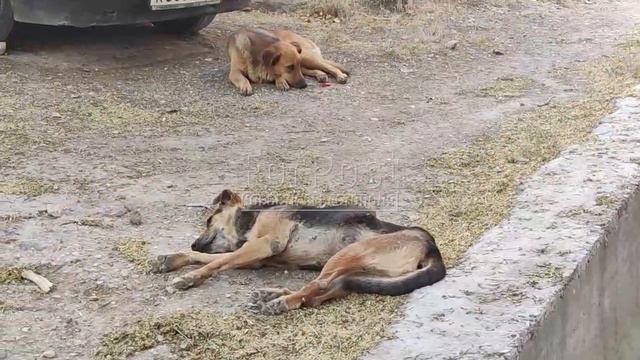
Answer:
[262, 41, 307, 89]
[191, 189, 244, 253]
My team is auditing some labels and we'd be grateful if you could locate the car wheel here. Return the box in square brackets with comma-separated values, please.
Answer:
[153, 14, 216, 34]
[0, 0, 14, 41]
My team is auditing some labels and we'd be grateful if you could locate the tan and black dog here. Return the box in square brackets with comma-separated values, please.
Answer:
[226, 28, 350, 95]
[152, 189, 445, 315]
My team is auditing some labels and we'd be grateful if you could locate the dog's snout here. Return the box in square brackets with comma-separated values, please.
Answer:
[295, 80, 307, 89]
[191, 235, 210, 252]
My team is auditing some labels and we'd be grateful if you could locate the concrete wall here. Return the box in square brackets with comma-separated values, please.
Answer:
[519, 189, 640, 360]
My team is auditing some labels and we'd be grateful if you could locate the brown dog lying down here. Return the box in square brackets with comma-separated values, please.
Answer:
[226, 28, 350, 95]
[152, 190, 446, 315]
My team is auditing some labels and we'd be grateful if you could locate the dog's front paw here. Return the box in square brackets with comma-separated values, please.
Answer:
[171, 272, 205, 290]
[275, 79, 290, 91]
[239, 83, 253, 96]
[151, 254, 187, 273]
[316, 73, 329, 83]
[336, 73, 348, 84]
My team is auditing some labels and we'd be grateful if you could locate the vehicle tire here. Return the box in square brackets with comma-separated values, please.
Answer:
[153, 14, 216, 34]
[0, 0, 14, 41]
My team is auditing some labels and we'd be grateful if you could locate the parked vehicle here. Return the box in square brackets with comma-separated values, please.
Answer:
[0, 0, 250, 41]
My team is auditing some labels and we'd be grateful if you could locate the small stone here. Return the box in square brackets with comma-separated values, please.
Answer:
[492, 49, 505, 55]
[320, 138, 330, 143]
[0, 42, 6, 55]
[50, 112, 62, 119]
[46, 204, 64, 218]
[42, 350, 56, 358]
[129, 210, 143, 226]
[370, 117, 379, 121]
[21, 327, 29, 332]
[89, 295, 99, 301]
[446, 40, 458, 50]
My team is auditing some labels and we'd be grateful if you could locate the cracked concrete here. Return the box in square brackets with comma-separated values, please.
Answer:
[364, 88, 640, 360]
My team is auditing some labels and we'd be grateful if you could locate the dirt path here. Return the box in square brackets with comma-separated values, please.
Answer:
[1, 1, 640, 358]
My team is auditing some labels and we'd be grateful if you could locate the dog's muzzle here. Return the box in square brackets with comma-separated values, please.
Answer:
[293, 80, 307, 89]
[191, 235, 213, 252]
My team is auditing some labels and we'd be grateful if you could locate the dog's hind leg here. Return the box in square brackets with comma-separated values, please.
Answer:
[256, 249, 365, 315]
[305, 282, 348, 307]
[256, 275, 351, 315]
[229, 67, 253, 96]
[151, 252, 228, 273]
[253, 281, 347, 315]
[301, 57, 349, 84]
[302, 67, 328, 83]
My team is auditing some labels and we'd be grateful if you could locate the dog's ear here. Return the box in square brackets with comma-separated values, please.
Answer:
[213, 189, 242, 207]
[262, 48, 281, 67]
[290, 42, 302, 54]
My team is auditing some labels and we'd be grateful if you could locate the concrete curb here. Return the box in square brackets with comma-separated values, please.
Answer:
[364, 89, 640, 359]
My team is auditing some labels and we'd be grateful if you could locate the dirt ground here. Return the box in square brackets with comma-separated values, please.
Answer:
[1, 0, 640, 359]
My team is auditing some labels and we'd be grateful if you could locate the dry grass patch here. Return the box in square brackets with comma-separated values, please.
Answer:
[249, 184, 364, 208]
[477, 76, 536, 100]
[305, 0, 415, 18]
[114, 239, 152, 272]
[249, 183, 313, 206]
[306, 0, 358, 18]
[595, 195, 619, 209]
[0, 122, 36, 166]
[0, 266, 27, 284]
[97, 295, 401, 360]
[420, 38, 640, 265]
[0, 213, 35, 222]
[0, 178, 56, 197]
[0, 300, 20, 312]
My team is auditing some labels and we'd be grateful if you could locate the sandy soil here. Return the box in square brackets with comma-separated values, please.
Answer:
[1, 0, 640, 358]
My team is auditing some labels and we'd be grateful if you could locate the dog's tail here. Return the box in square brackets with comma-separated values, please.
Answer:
[343, 248, 445, 296]
[325, 59, 350, 75]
